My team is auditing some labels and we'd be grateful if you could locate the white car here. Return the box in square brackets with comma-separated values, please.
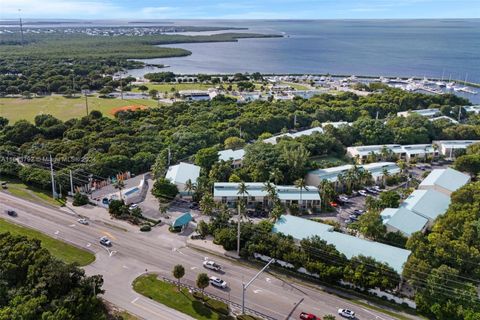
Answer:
[129, 204, 139, 210]
[77, 218, 88, 225]
[99, 236, 112, 247]
[338, 308, 355, 319]
[209, 276, 227, 289]
[203, 260, 222, 272]
[358, 190, 368, 196]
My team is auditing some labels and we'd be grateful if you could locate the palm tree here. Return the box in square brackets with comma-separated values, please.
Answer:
[262, 181, 277, 209]
[294, 178, 308, 211]
[382, 168, 390, 186]
[318, 179, 335, 210]
[269, 168, 284, 184]
[113, 179, 125, 201]
[184, 179, 195, 197]
[380, 146, 390, 161]
[236, 182, 249, 255]
[269, 201, 283, 223]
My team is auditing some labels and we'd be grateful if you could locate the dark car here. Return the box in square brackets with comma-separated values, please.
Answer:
[5, 210, 17, 217]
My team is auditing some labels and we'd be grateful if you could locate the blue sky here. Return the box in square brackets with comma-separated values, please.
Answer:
[1, 0, 479, 19]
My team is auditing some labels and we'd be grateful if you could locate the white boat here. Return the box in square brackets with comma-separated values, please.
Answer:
[436, 81, 446, 87]
[446, 82, 456, 90]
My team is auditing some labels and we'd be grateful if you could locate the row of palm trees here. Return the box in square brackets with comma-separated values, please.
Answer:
[337, 165, 374, 194]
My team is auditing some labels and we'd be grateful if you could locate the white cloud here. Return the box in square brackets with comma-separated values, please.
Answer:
[0, 0, 124, 18]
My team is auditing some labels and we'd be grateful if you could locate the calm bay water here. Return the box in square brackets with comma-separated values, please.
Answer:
[128, 19, 480, 84]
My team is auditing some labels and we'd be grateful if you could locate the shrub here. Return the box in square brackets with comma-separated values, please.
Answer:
[237, 315, 262, 320]
[204, 298, 229, 315]
[72, 192, 89, 206]
[140, 225, 151, 232]
[192, 291, 204, 300]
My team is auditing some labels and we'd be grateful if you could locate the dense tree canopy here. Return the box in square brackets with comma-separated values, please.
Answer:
[0, 233, 106, 319]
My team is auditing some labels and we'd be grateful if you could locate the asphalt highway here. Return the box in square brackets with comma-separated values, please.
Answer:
[0, 192, 418, 320]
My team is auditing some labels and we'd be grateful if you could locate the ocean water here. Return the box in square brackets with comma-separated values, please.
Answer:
[127, 19, 480, 84]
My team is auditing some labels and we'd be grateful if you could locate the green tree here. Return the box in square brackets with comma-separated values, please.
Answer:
[200, 192, 215, 216]
[294, 178, 308, 211]
[357, 210, 386, 240]
[195, 146, 219, 171]
[224, 136, 245, 150]
[151, 178, 179, 200]
[172, 264, 185, 289]
[196, 273, 210, 297]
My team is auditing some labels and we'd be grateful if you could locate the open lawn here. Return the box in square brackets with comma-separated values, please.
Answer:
[0, 177, 65, 207]
[0, 95, 159, 123]
[0, 218, 95, 266]
[133, 274, 227, 320]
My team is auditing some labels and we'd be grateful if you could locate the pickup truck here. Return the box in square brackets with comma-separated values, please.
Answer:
[203, 260, 222, 272]
[300, 312, 321, 320]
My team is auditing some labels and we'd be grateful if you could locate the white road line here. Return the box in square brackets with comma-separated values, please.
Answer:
[54, 230, 59, 235]
[86, 243, 91, 247]
[131, 297, 139, 304]
[69, 224, 76, 227]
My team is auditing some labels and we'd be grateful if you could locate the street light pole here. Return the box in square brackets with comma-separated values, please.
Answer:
[241, 258, 275, 314]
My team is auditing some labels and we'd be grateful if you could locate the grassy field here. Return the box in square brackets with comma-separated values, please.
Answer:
[133, 274, 225, 320]
[0, 218, 95, 266]
[0, 178, 66, 207]
[0, 95, 159, 123]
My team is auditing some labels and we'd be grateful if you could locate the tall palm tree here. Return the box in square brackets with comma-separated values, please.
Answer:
[236, 182, 249, 255]
[382, 168, 390, 186]
[184, 179, 195, 197]
[113, 179, 125, 201]
[262, 181, 277, 209]
[294, 178, 308, 211]
[318, 179, 335, 210]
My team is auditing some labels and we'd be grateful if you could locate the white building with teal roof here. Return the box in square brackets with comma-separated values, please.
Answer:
[419, 167, 470, 195]
[273, 215, 411, 274]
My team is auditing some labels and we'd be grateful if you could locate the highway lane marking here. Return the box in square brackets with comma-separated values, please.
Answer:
[190, 267, 197, 270]
[131, 297, 139, 304]
[123, 265, 129, 269]
[253, 289, 262, 294]
[69, 224, 76, 227]
[86, 243, 91, 247]
[54, 230, 60, 235]
[265, 277, 271, 283]
[360, 307, 391, 320]
[102, 231, 116, 240]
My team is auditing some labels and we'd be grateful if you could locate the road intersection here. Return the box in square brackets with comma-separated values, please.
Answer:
[0, 192, 417, 320]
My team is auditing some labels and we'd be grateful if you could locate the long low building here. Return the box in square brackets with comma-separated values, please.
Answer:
[263, 127, 324, 145]
[433, 140, 480, 159]
[397, 108, 440, 118]
[213, 182, 321, 210]
[346, 144, 438, 163]
[273, 215, 411, 274]
[306, 162, 400, 188]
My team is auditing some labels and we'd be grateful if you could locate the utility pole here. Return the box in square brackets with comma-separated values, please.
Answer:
[84, 91, 89, 115]
[167, 146, 171, 166]
[237, 203, 241, 256]
[69, 170, 74, 196]
[120, 77, 124, 100]
[18, 9, 25, 46]
[49, 154, 57, 199]
[242, 258, 275, 314]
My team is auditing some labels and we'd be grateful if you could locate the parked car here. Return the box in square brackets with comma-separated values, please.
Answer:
[348, 215, 358, 221]
[129, 203, 138, 210]
[300, 312, 320, 320]
[203, 260, 222, 272]
[99, 236, 112, 247]
[209, 276, 227, 288]
[344, 219, 353, 224]
[372, 186, 382, 192]
[77, 218, 89, 225]
[5, 210, 16, 217]
[190, 232, 205, 240]
[338, 308, 355, 319]
[366, 187, 379, 194]
[338, 195, 349, 203]
[358, 190, 368, 196]
[352, 209, 364, 216]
